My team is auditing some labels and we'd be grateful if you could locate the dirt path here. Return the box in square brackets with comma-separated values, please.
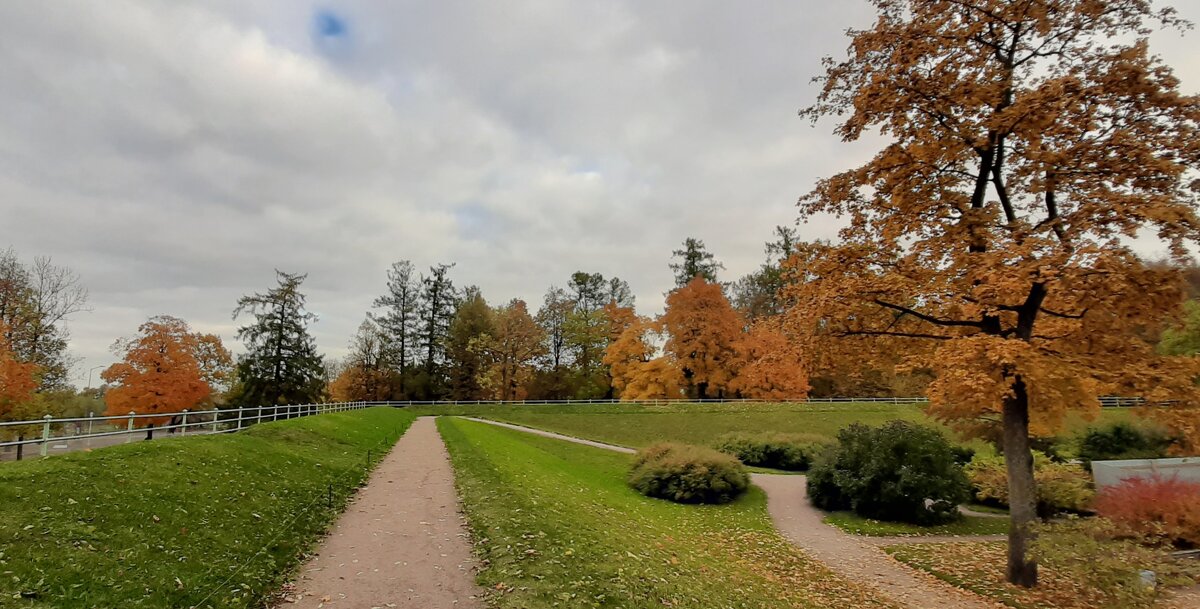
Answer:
[753, 474, 1002, 609]
[284, 417, 484, 609]
[463, 416, 1002, 609]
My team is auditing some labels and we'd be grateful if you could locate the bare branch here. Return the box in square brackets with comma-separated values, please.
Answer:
[874, 299, 985, 328]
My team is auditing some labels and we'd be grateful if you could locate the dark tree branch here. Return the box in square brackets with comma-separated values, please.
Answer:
[1040, 307, 1087, 320]
[840, 330, 953, 341]
[874, 299, 986, 328]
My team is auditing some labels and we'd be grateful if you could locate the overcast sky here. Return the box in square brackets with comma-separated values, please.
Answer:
[2, 1, 1198, 387]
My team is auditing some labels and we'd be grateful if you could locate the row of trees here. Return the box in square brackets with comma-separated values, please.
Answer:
[330, 261, 639, 402]
[328, 236, 828, 404]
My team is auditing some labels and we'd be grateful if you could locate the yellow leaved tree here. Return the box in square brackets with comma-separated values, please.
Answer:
[794, 0, 1200, 587]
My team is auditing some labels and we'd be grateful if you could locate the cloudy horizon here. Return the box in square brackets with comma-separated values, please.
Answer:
[2, 1, 1198, 387]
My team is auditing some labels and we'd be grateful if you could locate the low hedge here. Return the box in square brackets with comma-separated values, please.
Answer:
[628, 442, 750, 504]
[713, 432, 827, 471]
[1078, 422, 1173, 463]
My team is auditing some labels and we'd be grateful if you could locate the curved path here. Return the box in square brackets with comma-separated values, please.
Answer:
[284, 417, 485, 609]
[462, 417, 1002, 609]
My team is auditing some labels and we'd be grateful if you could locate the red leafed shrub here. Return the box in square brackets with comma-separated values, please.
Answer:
[1093, 475, 1200, 548]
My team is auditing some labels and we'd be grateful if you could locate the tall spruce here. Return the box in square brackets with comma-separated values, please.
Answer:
[417, 263, 458, 385]
[232, 271, 325, 406]
[372, 260, 420, 394]
[670, 238, 724, 288]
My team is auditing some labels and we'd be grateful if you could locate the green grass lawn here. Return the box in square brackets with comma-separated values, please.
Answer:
[0, 407, 414, 609]
[823, 511, 1010, 536]
[438, 416, 899, 609]
[413, 402, 1133, 454]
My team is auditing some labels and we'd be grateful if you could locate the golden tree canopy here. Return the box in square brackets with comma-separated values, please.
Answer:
[795, 0, 1200, 448]
[102, 316, 216, 426]
[0, 320, 38, 419]
[796, 0, 1200, 586]
[661, 278, 745, 399]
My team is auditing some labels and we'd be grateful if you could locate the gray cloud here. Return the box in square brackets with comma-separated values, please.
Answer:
[0, 1, 1196, 385]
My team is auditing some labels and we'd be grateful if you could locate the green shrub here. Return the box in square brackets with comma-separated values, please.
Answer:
[807, 421, 972, 525]
[1079, 422, 1173, 463]
[628, 442, 750, 504]
[965, 452, 1094, 515]
[713, 432, 827, 471]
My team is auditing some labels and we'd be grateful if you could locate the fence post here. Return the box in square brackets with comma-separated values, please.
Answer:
[86, 412, 94, 449]
[126, 411, 136, 443]
[236, 406, 244, 430]
[40, 414, 53, 457]
[181, 410, 189, 436]
[212, 408, 220, 433]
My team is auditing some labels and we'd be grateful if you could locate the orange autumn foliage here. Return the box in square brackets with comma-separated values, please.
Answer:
[661, 278, 745, 399]
[102, 316, 216, 427]
[732, 322, 810, 401]
[605, 280, 809, 401]
[0, 320, 37, 419]
[604, 317, 685, 400]
[794, 0, 1200, 585]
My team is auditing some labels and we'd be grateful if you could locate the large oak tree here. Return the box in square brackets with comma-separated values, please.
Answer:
[795, 0, 1200, 586]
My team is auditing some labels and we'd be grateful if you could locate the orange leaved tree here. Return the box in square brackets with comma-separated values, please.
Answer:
[102, 316, 216, 427]
[661, 278, 745, 399]
[604, 317, 685, 400]
[732, 322, 809, 400]
[0, 320, 38, 420]
[797, 0, 1200, 586]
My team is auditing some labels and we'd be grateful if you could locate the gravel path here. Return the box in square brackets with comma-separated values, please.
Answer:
[463, 416, 1001, 609]
[753, 474, 1002, 609]
[283, 417, 484, 609]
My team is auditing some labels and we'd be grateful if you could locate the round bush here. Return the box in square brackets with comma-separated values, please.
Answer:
[713, 433, 827, 471]
[628, 442, 750, 504]
[807, 421, 971, 525]
[965, 451, 1095, 516]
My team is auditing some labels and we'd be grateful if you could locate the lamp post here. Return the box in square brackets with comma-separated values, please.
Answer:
[86, 364, 104, 391]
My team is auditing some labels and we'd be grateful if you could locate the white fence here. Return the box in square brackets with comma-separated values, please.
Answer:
[0, 402, 374, 461]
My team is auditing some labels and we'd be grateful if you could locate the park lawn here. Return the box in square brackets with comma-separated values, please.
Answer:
[823, 511, 1009, 536]
[430, 402, 1134, 452]
[438, 416, 899, 609]
[466, 402, 935, 447]
[0, 407, 414, 609]
[886, 541, 1199, 609]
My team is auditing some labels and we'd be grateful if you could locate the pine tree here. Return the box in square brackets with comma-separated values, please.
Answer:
[231, 271, 325, 408]
[669, 238, 724, 288]
[372, 260, 420, 394]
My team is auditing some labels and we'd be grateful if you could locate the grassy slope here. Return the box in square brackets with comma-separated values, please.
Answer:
[417, 402, 1131, 452]
[438, 416, 899, 609]
[0, 407, 414, 609]
[823, 512, 1009, 536]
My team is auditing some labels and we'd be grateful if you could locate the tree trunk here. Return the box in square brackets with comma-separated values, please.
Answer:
[1002, 376, 1038, 587]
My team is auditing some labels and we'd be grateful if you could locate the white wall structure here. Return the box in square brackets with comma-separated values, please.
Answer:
[1091, 457, 1200, 490]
